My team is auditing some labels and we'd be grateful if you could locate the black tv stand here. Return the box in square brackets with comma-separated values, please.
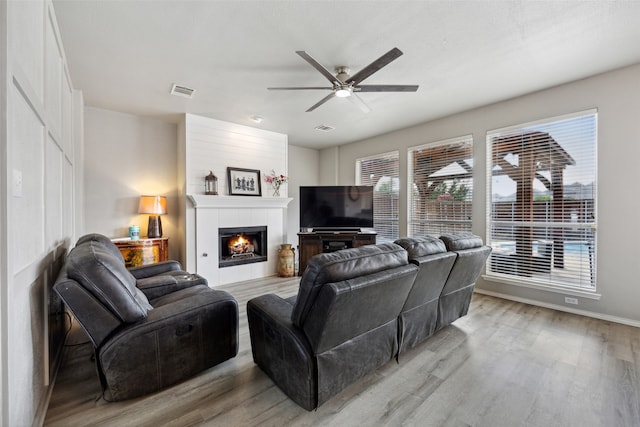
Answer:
[297, 230, 377, 276]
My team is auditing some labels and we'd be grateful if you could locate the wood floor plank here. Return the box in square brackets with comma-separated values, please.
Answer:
[44, 277, 640, 426]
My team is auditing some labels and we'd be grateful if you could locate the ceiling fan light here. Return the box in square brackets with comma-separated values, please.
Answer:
[335, 88, 351, 98]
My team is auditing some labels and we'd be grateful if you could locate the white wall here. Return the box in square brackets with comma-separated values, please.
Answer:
[83, 107, 180, 261]
[286, 145, 320, 247]
[1, 2, 7, 422]
[2, 1, 81, 425]
[321, 63, 640, 325]
[319, 146, 339, 185]
[183, 114, 288, 197]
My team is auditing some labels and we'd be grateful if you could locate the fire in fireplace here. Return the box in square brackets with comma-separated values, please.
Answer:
[228, 235, 255, 256]
[219, 226, 267, 268]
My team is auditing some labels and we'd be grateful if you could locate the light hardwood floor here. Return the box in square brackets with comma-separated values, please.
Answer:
[45, 276, 640, 427]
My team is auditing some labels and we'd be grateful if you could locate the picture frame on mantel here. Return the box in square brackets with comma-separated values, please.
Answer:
[227, 167, 262, 196]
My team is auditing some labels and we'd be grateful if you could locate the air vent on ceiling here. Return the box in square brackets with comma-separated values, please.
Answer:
[314, 124, 335, 132]
[170, 83, 195, 98]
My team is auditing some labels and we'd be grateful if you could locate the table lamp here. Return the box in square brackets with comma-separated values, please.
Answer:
[138, 195, 167, 238]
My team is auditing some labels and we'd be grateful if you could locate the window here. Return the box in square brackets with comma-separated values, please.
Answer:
[356, 151, 399, 242]
[408, 136, 474, 237]
[486, 110, 597, 291]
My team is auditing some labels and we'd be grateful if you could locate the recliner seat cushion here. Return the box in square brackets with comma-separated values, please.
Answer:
[291, 242, 409, 326]
[67, 241, 152, 323]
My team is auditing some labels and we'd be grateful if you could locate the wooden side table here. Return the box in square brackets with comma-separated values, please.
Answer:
[111, 237, 169, 268]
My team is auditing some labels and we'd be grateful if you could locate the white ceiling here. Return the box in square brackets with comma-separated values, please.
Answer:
[52, 0, 640, 149]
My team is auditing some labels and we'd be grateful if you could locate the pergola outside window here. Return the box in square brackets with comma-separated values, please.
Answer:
[486, 110, 597, 291]
[408, 136, 474, 237]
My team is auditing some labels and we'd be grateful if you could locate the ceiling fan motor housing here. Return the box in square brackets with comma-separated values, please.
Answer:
[335, 67, 351, 82]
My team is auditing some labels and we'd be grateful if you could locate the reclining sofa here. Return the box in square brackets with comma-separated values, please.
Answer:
[395, 232, 492, 352]
[248, 232, 490, 410]
[247, 243, 419, 410]
[54, 233, 239, 401]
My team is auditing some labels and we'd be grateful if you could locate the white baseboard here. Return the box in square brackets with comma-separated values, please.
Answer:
[473, 288, 640, 328]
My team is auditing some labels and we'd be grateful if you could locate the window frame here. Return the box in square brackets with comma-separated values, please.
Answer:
[484, 109, 599, 298]
[407, 135, 474, 237]
[355, 150, 400, 242]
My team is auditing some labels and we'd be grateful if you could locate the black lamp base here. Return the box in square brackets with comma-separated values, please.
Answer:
[147, 215, 163, 238]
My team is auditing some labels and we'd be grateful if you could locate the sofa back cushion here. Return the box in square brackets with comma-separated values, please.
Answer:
[67, 240, 152, 323]
[301, 263, 418, 353]
[394, 237, 457, 312]
[395, 236, 447, 258]
[439, 233, 492, 294]
[441, 246, 491, 294]
[291, 243, 409, 326]
[439, 232, 484, 251]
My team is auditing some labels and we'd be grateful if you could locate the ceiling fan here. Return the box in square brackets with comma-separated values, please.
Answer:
[268, 47, 419, 113]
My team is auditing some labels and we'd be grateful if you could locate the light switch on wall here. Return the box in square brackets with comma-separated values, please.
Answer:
[13, 169, 23, 197]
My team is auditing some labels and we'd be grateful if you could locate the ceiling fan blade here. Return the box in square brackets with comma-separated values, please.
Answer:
[268, 87, 332, 90]
[348, 93, 371, 113]
[306, 92, 336, 112]
[345, 47, 404, 86]
[355, 84, 419, 92]
[296, 51, 340, 85]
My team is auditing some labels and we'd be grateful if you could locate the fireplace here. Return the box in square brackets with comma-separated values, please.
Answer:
[219, 226, 267, 268]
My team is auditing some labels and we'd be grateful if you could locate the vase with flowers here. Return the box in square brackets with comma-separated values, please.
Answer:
[264, 170, 288, 197]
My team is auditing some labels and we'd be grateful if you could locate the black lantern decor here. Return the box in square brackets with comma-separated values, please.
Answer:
[205, 171, 218, 195]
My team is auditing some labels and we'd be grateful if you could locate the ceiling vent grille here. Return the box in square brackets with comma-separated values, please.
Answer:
[314, 124, 335, 132]
[170, 83, 195, 98]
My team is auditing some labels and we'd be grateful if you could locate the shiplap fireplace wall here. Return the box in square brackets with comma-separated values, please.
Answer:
[180, 114, 291, 285]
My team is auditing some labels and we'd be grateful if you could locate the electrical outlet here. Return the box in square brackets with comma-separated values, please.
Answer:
[564, 296, 578, 305]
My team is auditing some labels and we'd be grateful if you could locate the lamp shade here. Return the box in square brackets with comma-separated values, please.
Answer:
[138, 196, 167, 215]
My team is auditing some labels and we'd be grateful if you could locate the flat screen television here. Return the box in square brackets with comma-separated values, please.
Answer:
[300, 186, 374, 231]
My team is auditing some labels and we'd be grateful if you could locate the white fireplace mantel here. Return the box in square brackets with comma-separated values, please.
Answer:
[187, 194, 293, 286]
[188, 194, 292, 209]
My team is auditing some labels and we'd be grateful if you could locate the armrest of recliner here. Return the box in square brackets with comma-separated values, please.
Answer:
[247, 294, 317, 410]
[128, 260, 183, 279]
[54, 279, 122, 348]
[137, 273, 207, 300]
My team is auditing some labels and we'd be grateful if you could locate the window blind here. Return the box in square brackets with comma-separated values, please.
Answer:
[408, 136, 474, 237]
[486, 110, 597, 290]
[356, 151, 399, 242]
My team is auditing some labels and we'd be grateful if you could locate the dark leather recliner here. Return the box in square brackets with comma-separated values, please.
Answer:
[54, 234, 239, 401]
[247, 243, 418, 410]
[436, 232, 492, 330]
[394, 236, 457, 352]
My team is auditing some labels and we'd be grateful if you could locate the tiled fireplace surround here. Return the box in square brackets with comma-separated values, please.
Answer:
[188, 195, 292, 285]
